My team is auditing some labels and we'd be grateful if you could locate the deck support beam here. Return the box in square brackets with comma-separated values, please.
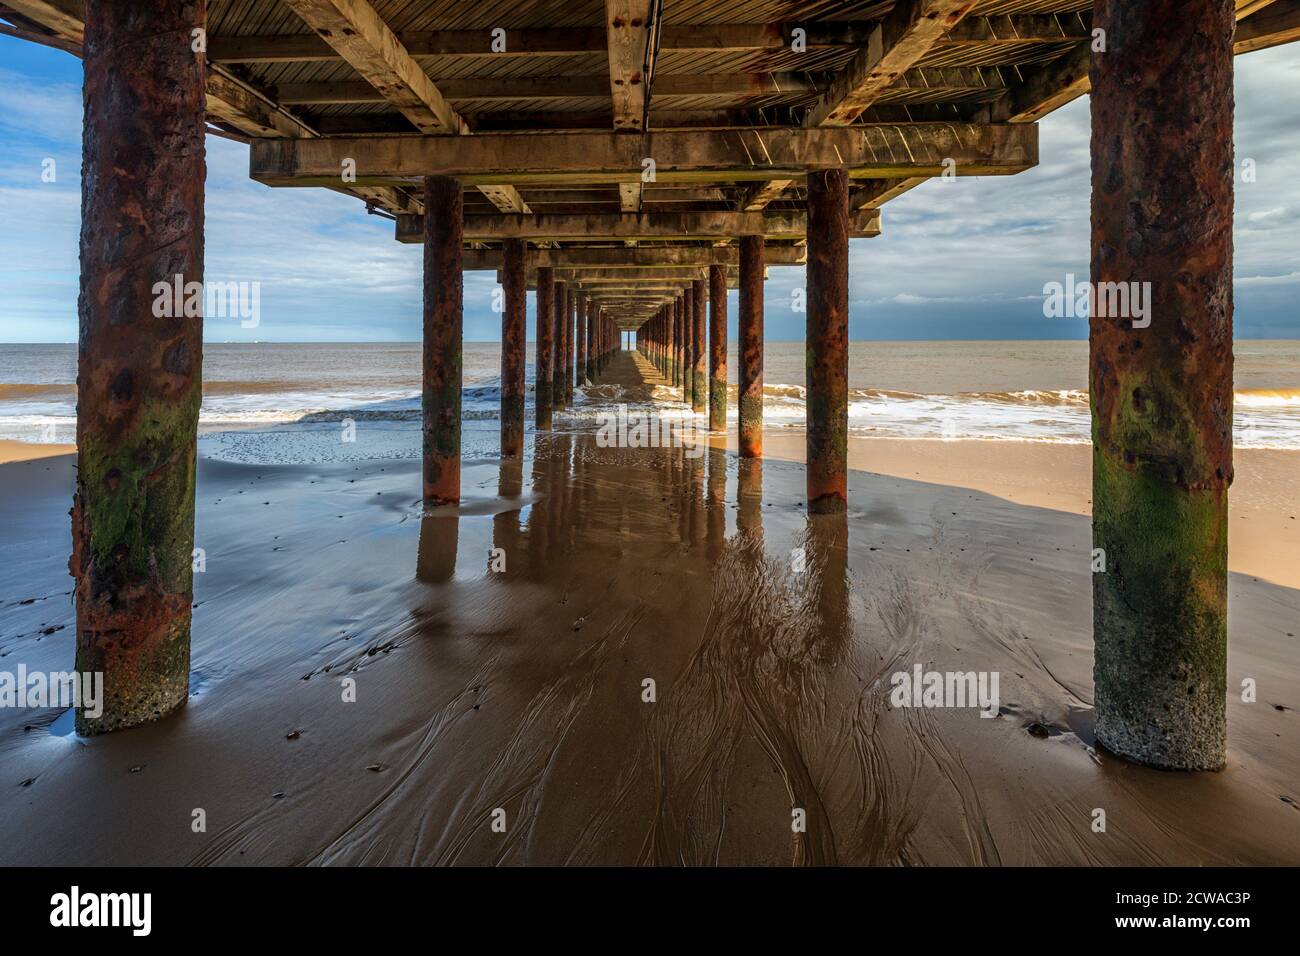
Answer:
[739, 235, 765, 457]
[501, 239, 527, 457]
[72, 0, 206, 735]
[422, 176, 463, 506]
[806, 169, 850, 513]
[1090, 0, 1234, 771]
[708, 264, 728, 432]
[535, 267, 555, 429]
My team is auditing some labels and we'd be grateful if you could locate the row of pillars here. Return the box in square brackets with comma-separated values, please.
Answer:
[424, 187, 619, 505]
[75, 0, 1233, 771]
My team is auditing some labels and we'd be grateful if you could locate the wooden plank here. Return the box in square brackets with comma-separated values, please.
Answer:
[477, 185, 531, 214]
[273, 72, 817, 104]
[281, 0, 466, 134]
[606, 0, 652, 130]
[1236, 0, 1300, 53]
[806, 1, 978, 127]
[251, 124, 1039, 187]
[736, 179, 793, 211]
[394, 209, 881, 243]
[3, 0, 82, 42]
[463, 246, 808, 268]
[853, 177, 928, 209]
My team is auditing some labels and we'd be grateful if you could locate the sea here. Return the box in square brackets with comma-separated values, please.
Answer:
[2, 341, 1298, 461]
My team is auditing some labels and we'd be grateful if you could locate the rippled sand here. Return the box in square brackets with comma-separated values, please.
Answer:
[1, 357, 1297, 865]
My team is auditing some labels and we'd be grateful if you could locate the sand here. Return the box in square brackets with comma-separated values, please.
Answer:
[1, 361, 1297, 865]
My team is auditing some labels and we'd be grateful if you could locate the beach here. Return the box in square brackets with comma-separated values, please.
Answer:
[1, 352, 1297, 866]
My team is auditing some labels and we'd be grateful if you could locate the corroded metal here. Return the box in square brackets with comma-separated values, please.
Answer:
[587, 303, 596, 381]
[739, 235, 765, 458]
[553, 281, 568, 410]
[422, 176, 463, 506]
[564, 286, 575, 405]
[1090, 0, 1234, 771]
[806, 169, 849, 513]
[72, 0, 207, 735]
[501, 238, 527, 457]
[708, 264, 728, 432]
[576, 295, 587, 387]
[692, 279, 707, 413]
[535, 266, 554, 429]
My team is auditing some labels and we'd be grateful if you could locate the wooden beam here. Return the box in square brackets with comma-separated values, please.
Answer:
[251, 124, 1039, 187]
[736, 179, 793, 211]
[463, 246, 808, 268]
[273, 71, 819, 105]
[476, 185, 531, 214]
[395, 209, 881, 243]
[2, 0, 81, 42]
[606, 0, 651, 130]
[281, 0, 466, 135]
[806, 1, 978, 127]
[853, 177, 928, 209]
[939, 14, 1090, 44]
[1236, 0, 1300, 53]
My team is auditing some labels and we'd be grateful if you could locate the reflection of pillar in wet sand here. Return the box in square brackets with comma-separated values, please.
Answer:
[417, 515, 460, 583]
[737, 458, 764, 536]
[706, 446, 728, 560]
[1090, 0, 1233, 771]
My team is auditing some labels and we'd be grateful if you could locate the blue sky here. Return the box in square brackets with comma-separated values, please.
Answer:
[2, 34, 1298, 343]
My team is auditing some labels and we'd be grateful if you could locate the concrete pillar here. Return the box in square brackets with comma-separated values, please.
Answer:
[501, 239, 527, 458]
[708, 264, 728, 433]
[553, 281, 568, 410]
[1090, 0, 1234, 771]
[692, 279, 707, 414]
[739, 235, 765, 458]
[535, 267, 554, 430]
[422, 176, 463, 506]
[806, 169, 849, 514]
[72, 0, 206, 735]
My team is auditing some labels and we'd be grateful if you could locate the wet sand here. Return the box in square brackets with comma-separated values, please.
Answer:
[1, 356, 1297, 865]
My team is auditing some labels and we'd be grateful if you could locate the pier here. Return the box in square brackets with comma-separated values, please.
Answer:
[6, 0, 1300, 773]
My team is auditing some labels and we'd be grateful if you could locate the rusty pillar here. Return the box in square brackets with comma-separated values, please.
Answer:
[587, 304, 597, 381]
[421, 176, 463, 507]
[692, 279, 707, 414]
[552, 281, 567, 410]
[72, 0, 206, 735]
[564, 286, 575, 405]
[681, 297, 691, 390]
[708, 264, 728, 433]
[806, 169, 849, 514]
[739, 235, 765, 458]
[1090, 0, 1234, 772]
[576, 295, 587, 388]
[535, 267, 554, 430]
[500, 238, 527, 458]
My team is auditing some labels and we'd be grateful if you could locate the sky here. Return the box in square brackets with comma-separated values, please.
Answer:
[1, 34, 1298, 344]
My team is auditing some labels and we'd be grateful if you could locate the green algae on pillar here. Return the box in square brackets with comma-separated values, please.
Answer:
[500, 239, 527, 458]
[739, 235, 765, 458]
[692, 279, 707, 414]
[535, 267, 555, 430]
[422, 176, 464, 506]
[708, 264, 728, 433]
[1090, 0, 1234, 772]
[806, 169, 849, 514]
[72, 0, 207, 735]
